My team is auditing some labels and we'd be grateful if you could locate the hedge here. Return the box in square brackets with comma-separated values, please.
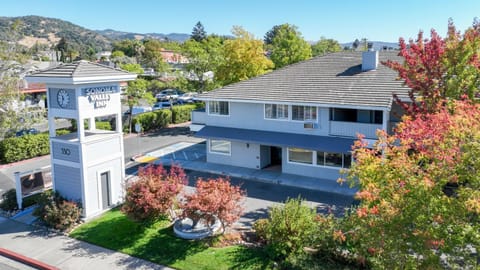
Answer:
[132, 109, 172, 132]
[171, 104, 197, 124]
[0, 133, 50, 163]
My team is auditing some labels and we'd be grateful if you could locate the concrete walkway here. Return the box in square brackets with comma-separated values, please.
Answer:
[0, 217, 172, 270]
[134, 143, 357, 196]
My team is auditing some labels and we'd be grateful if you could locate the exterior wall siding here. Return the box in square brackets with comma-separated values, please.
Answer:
[205, 102, 330, 136]
[207, 140, 260, 169]
[53, 164, 82, 201]
[85, 157, 123, 217]
[85, 135, 122, 164]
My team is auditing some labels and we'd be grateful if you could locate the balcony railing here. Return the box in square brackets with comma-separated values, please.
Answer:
[329, 121, 382, 139]
[191, 109, 206, 125]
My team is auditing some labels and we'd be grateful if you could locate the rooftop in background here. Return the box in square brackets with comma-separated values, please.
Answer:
[25, 60, 137, 84]
[197, 51, 409, 110]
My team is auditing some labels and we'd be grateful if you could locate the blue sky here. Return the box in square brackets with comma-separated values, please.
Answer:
[1, 0, 479, 43]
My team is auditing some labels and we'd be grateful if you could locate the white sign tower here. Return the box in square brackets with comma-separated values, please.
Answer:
[26, 61, 137, 218]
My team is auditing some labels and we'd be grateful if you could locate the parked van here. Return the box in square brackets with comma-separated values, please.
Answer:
[124, 106, 152, 116]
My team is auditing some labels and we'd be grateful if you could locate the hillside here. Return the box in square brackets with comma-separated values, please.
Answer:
[0, 15, 112, 58]
[96, 29, 190, 42]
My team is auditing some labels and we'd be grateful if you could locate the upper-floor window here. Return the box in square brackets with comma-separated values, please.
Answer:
[292, 105, 317, 121]
[265, 104, 289, 120]
[330, 108, 382, 124]
[208, 101, 229, 115]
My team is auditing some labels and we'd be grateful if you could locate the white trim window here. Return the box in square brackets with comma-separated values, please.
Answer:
[208, 101, 229, 115]
[265, 104, 289, 120]
[209, 139, 231, 155]
[292, 105, 317, 121]
[288, 148, 313, 164]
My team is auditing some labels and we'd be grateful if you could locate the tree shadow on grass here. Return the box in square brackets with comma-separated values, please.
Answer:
[226, 246, 272, 270]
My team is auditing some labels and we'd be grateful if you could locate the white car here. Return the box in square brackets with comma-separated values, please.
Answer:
[177, 92, 198, 104]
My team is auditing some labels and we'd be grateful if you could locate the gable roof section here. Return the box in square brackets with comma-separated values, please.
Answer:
[198, 51, 409, 109]
[25, 61, 137, 84]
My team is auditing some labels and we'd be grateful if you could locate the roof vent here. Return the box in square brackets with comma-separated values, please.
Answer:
[362, 50, 378, 71]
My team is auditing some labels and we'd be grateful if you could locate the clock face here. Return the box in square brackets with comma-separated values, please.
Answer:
[57, 89, 70, 108]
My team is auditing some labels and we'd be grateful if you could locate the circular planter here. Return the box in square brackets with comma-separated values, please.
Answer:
[173, 217, 222, 240]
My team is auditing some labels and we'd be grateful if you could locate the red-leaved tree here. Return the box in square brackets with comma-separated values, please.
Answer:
[383, 19, 480, 117]
[122, 164, 187, 222]
[181, 177, 245, 233]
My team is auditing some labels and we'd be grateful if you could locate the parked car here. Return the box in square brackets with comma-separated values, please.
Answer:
[15, 128, 40, 137]
[152, 102, 172, 110]
[177, 92, 198, 104]
[124, 106, 152, 116]
[155, 89, 184, 102]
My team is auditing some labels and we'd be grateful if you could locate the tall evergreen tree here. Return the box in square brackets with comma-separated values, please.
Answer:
[191, 21, 207, 42]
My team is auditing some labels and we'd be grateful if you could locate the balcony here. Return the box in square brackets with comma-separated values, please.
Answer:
[329, 121, 382, 139]
[190, 109, 206, 132]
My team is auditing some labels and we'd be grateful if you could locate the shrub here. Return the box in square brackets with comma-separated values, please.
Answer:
[95, 121, 112, 131]
[56, 129, 71, 136]
[171, 104, 197, 124]
[132, 110, 172, 132]
[260, 198, 319, 265]
[33, 190, 82, 231]
[0, 133, 50, 163]
[122, 164, 186, 222]
[43, 200, 81, 231]
[0, 189, 18, 211]
[181, 177, 245, 233]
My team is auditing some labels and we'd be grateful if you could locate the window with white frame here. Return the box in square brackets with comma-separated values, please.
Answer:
[292, 105, 317, 121]
[265, 104, 289, 119]
[210, 139, 231, 155]
[208, 101, 229, 115]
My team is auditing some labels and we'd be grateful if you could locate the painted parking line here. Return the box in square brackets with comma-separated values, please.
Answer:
[135, 142, 198, 163]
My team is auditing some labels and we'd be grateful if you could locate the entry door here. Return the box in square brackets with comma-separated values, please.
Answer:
[271, 147, 282, 165]
[100, 171, 111, 209]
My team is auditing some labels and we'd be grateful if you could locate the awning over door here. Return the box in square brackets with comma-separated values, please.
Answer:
[195, 126, 356, 153]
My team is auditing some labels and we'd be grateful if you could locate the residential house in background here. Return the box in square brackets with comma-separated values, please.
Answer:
[191, 51, 409, 183]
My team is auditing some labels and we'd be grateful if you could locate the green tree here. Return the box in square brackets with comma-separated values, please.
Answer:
[182, 35, 223, 91]
[263, 24, 282, 46]
[112, 39, 144, 60]
[0, 19, 35, 138]
[191, 21, 207, 42]
[141, 39, 169, 72]
[268, 24, 312, 69]
[56, 37, 69, 62]
[120, 63, 144, 74]
[122, 78, 154, 133]
[216, 26, 273, 85]
[311, 37, 342, 56]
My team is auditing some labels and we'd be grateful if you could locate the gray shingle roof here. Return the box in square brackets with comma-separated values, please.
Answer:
[27, 60, 132, 78]
[198, 51, 410, 109]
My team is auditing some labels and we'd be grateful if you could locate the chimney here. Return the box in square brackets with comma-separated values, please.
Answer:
[362, 45, 378, 71]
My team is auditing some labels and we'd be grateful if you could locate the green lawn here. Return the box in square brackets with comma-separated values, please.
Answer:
[70, 208, 271, 270]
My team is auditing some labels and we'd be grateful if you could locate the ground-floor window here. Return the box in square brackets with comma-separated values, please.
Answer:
[209, 139, 231, 155]
[288, 148, 313, 164]
[289, 147, 352, 168]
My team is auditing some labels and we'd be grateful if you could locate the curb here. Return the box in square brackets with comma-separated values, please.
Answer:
[0, 248, 60, 270]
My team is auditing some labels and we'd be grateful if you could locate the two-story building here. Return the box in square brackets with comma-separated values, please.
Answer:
[191, 51, 409, 182]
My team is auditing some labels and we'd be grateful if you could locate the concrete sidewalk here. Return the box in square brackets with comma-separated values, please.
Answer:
[152, 155, 357, 196]
[0, 217, 172, 270]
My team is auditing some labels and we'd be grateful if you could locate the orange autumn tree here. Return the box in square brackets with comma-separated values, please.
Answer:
[341, 100, 480, 269]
